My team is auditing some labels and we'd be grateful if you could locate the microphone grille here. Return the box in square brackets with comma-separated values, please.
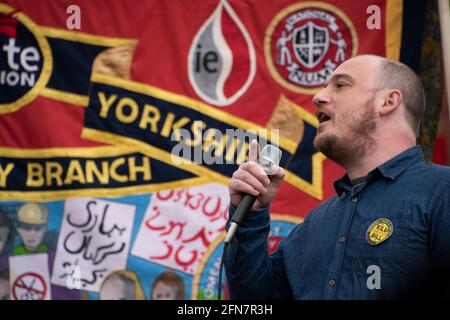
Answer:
[258, 144, 282, 175]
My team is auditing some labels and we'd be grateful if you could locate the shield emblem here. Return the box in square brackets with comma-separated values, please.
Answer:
[292, 22, 329, 69]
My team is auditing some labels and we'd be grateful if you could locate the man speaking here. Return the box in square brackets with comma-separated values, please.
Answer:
[224, 55, 450, 299]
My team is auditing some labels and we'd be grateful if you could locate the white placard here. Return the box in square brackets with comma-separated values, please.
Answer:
[9, 253, 51, 300]
[131, 183, 229, 274]
[51, 198, 136, 292]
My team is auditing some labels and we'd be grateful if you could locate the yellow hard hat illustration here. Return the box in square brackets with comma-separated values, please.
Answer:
[17, 203, 49, 225]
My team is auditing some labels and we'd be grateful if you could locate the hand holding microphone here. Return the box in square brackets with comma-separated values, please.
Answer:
[219, 140, 285, 299]
[226, 140, 285, 243]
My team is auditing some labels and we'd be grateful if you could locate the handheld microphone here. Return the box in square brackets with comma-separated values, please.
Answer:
[224, 144, 282, 243]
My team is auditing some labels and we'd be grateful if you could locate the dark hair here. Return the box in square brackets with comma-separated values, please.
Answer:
[378, 59, 426, 136]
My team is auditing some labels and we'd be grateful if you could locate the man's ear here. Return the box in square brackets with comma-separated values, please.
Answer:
[379, 89, 403, 116]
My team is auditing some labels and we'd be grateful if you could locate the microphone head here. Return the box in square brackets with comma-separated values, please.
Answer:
[258, 144, 282, 175]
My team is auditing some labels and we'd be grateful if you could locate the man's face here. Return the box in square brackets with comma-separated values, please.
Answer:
[0, 227, 9, 253]
[152, 281, 178, 300]
[17, 225, 46, 251]
[312, 56, 380, 164]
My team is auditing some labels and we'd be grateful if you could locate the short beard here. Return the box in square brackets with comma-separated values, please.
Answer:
[313, 99, 377, 166]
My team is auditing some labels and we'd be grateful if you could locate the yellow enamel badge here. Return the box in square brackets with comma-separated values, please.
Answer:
[365, 218, 393, 245]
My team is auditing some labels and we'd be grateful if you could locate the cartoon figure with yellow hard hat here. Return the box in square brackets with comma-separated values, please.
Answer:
[13, 203, 49, 256]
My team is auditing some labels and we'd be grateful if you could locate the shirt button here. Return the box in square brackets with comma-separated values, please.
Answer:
[329, 279, 336, 286]
[338, 236, 346, 243]
[351, 196, 359, 203]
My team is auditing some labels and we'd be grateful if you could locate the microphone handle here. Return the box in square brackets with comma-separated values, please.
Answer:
[231, 194, 258, 225]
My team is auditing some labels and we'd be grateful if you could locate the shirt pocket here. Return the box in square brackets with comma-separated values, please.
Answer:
[351, 211, 408, 276]
[353, 256, 402, 277]
[351, 256, 408, 299]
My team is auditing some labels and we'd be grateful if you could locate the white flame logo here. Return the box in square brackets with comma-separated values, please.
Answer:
[188, 0, 256, 107]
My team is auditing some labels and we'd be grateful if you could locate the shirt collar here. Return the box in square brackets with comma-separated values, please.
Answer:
[334, 146, 424, 197]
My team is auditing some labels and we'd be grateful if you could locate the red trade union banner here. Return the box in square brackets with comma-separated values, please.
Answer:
[0, 0, 419, 300]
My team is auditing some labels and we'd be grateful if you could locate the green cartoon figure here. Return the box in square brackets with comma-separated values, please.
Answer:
[13, 203, 48, 256]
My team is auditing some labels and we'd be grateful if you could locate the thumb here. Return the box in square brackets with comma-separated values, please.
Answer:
[269, 165, 285, 187]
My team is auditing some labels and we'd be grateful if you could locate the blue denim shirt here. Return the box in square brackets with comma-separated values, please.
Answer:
[224, 146, 450, 299]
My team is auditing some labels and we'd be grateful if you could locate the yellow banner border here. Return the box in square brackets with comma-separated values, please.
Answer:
[385, 0, 404, 61]
[0, 177, 208, 202]
[39, 27, 137, 107]
[86, 74, 325, 199]
[0, 146, 208, 201]
[90, 73, 298, 154]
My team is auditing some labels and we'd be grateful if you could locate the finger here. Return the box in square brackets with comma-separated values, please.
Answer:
[270, 165, 285, 187]
[229, 179, 260, 197]
[268, 164, 283, 176]
[248, 139, 259, 162]
[233, 170, 268, 194]
[240, 162, 270, 186]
